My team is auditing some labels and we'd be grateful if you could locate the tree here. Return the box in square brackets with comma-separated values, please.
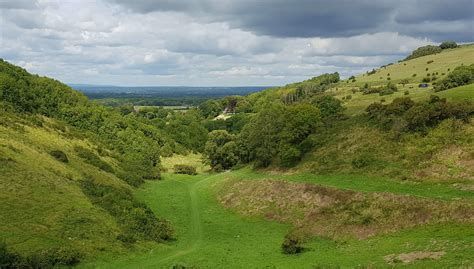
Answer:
[310, 95, 344, 119]
[404, 45, 442, 61]
[203, 130, 239, 170]
[238, 103, 321, 167]
[439, 41, 458, 49]
[198, 99, 223, 118]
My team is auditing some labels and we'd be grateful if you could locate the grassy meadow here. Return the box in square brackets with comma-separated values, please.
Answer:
[79, 164, 473, 268]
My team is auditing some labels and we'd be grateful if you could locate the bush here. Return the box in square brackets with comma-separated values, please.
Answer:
[0, 241, 20, 268]
[278, 144, 301, 167]
[404, 45, 442, 60]
[379, 82, 397, 96]
[351, 153, 374, 168]
[367, 96, 474, 133]
[80, 179, 174, 243]
[0, 242, 82, 268]
[434, 64, 474, 92]
[49, 150, 69, 163]
[281, 233, 304, 254]
[439, 41, 458, 49]
[173, 164, 197, 175]
[160, 144, 174, 157]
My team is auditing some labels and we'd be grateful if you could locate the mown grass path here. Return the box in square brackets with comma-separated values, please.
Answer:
[155, 173, 219, 264]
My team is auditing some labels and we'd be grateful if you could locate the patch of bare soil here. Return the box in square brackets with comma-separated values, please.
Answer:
[384, 251, 445, 264]
[218, 179, 474, 239]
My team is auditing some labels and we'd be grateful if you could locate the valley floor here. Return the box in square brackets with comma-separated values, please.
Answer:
[80, 169, 474, 268]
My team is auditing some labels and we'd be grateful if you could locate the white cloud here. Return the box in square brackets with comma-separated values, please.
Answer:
[0, 0, 458, 86]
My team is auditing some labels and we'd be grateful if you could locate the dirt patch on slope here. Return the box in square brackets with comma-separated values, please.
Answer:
[218, 179, 473, 239]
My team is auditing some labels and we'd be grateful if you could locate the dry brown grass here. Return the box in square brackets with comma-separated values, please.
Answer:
[384, 251, 446, 264]
[218, 179, 474, 239]
[416, 145, 474, 181]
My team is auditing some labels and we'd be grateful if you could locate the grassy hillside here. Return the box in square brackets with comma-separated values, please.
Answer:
[331, 44, 474, 114]
[0, 61, 177, 266]
[0, 112, 123, 260]
[354, 44, 474, 85]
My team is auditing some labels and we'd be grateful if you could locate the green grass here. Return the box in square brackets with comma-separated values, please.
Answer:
[229, 168, 474, 201]
[326, 44, 474, 115]
[161, 153, 210, 174]
[437, 83, 474, 101]
[0, 113, 141, 259]
[354, 44, 474, 85]
[80, 169, 474, 268]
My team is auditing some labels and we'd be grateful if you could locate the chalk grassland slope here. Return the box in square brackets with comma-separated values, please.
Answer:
[0, 59, 174, 266]
[244, 45, 473, 115]
[0, 112, 125, 258]
[331, 44, 474, 114]
[354, 44, 474, 84]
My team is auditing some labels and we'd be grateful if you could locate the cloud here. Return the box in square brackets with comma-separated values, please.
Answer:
[0, 0, 471, 86]
[108, 0, 474, 41]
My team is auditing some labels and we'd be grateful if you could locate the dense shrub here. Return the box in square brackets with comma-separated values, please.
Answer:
[80, 179, 173, 243]
[203, 130, 239, 170]
[238, 103, 321, 167]
[439, 41, 458, 49]
[351, 153, 374, 168]
[366, 96, 474, 132]
[310, 95, 344, 119]
[173, 164, 197, 175]
[0, 242, 82, 268]
[434, 64, 474, 91]
[404, 45, 442, 61]
[281, 234, 304, 254]
[49, 150, 69, 163]
[378, 82, 398, 96]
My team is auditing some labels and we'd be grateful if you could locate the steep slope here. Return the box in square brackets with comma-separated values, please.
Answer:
[0, 112, 124, 259]
[0, 61, 174, 267]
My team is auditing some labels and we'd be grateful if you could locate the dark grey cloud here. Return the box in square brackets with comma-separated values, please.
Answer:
[394, 0, 473, 23]
[108, 0, 474, 41]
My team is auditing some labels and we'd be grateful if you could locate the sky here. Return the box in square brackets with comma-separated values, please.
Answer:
[1, 0, 473, 86]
